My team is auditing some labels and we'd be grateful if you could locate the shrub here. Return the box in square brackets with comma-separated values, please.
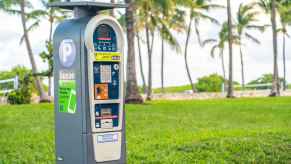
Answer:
[7, 74, 32, 104]
[196, 74, 224, 92]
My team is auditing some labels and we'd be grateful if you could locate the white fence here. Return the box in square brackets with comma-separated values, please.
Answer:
[221, 82, 284, 93]
[0, 76, 19, 94]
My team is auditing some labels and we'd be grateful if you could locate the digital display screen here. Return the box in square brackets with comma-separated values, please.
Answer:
[97, 25, 111, 41]
[93, 24, 117, 52]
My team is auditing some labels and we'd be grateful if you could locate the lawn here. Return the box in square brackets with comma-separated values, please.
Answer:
[0, 97, 291, 163]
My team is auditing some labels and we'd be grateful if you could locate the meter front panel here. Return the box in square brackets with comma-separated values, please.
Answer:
[91, 23, 122, 132]
[90, 21, 124, 162]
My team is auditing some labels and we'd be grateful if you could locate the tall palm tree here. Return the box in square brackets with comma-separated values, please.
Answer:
[236, 3, 266, 90]
[226, 0, 234, 98]
[37, 0, 68, 97]
[158, 1, 184, 93]
[0, 0, 49, 102]
[136, 31, 147, 94]
[135, 0, 155, 100]
[257, 0, 280, 96]
[203, 22, 230, 82]
[125, 0, 143, 103]
[277, 1, 291, 90]
[136, 0, 168, 100]
[181, 0, 221, 93]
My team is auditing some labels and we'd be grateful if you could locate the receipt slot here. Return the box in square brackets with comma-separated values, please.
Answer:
[51, 2, 126, 164]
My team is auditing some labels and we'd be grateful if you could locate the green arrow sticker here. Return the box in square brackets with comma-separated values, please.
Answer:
[59, 80, 77, 114]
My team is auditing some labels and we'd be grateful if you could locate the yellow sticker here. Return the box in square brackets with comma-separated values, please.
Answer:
[95, 52, 121, 62]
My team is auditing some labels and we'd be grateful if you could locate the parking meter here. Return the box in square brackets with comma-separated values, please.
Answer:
[50, 2, 126, 164]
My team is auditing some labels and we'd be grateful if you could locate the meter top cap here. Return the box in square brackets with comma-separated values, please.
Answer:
[49, 1, 127, 12]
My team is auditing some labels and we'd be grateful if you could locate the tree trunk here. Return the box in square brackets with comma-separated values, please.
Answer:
[161, 38, 165, 93]
[48, 15, 54, 97]
[110, 0, 115, 16]
[283, 34, 287, 91]
[136, 32, 147, 94]
[270, 0, 280, 96]
[20, 0, 49, 102]
[239, 45, 245, 90]
[49, 15, 53, 43]
[48, 76, 52, 97]
[220, 50, 227, 91]
[184, 17, 195, 93]
[125, 0, 143, 103]
[145, 26, 154, 100]
[226, 0, 234, 98]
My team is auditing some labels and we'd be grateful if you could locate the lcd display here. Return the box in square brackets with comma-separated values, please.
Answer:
[93, 24, 117, 52]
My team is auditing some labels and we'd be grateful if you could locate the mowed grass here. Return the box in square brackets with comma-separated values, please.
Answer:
[0, 97, 291, 163]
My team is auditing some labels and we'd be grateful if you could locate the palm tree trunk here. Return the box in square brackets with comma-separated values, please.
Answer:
[125, 0, 143, 103]
[270, 0, 280, 96]
[184, 17, 195, 93]
[48, 16, 53, 97]
[48, 76, 52, 97]
[161, 38, 165, 93]
[220, 50, 227, 91]
[145, 26, 155, 100]
[239, 45, 245, 90]
[20, 0, 48, 102]
[283, 34, 287, 91]
[49, 15, 53, 43]
[110, 0, 115, 16]
[226, 0, 234, 98]
[136, 32, 147, 94]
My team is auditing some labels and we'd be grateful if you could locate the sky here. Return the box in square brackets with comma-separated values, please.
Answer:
[0, 0, 291, 88]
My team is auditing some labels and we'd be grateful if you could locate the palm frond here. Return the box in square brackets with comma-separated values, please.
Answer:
[202, 38, 217, 47]
[245, 32, 260, 44]
[19, 20, 40, 45]
[194, 18, 202, 46]
[210, 45, 219, 58]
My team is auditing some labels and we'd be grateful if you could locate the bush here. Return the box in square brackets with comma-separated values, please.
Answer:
[248, 74, 284, 90]
[196, 74, 224, 92]
[7, 74, 32, 104]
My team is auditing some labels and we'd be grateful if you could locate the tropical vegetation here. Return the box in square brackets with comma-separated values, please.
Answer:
[1, 0, 291, 103]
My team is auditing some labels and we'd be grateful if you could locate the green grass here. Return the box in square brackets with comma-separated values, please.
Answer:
[1, 97, 291, 163]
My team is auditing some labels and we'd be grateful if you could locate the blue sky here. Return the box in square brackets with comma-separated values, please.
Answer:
[0, 0, 290, 88]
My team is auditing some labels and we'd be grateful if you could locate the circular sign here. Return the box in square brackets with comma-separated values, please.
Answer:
[59, 39, 76, 68]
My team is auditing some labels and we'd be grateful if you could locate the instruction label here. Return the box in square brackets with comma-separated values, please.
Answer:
[95, 52, 120, 62]
[59, 71, 77, 114]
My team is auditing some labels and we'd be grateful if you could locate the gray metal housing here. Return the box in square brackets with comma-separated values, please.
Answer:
[53, 16, 126, 164]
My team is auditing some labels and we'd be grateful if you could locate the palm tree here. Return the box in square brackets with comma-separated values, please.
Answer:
[236, 3, 266, 90]
[0, 0, 49, 102]
[257, 0, 280, 96]
[203, 22, 229, 82]
[136, 31, 147, 94]
[181, 0, 221, 93]
[37, 0, 68, 97]
[226, 0, 234, 98]
[277, 1, 291, 90]
[135, 0, 162, 100]
[135, 0, 183, 99]
[125, 0, 143, 103]
[134, 0, 153, 100]
[157, 1, 184, 93]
